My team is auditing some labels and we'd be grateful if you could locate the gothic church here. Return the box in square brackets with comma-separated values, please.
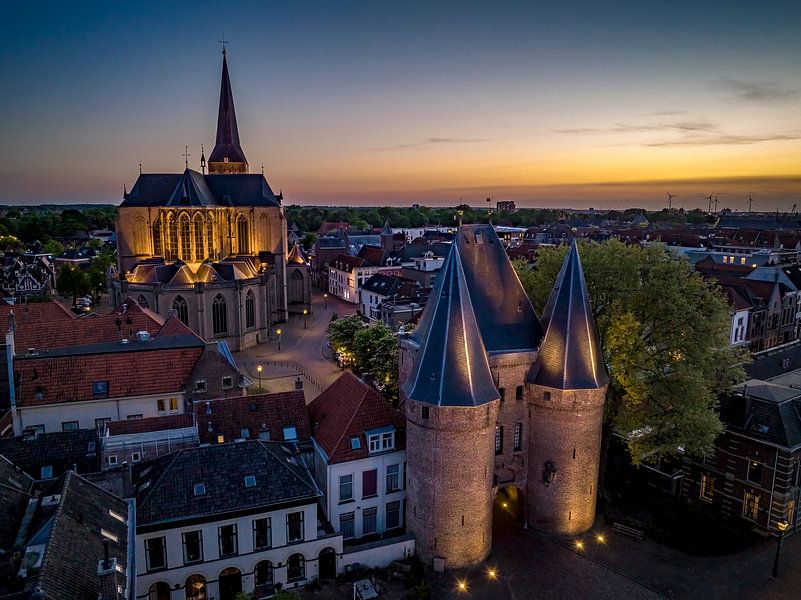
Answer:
[400, 225, 608, 568]
[111, 51, 310, 350]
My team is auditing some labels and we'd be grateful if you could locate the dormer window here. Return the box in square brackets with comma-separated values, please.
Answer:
[244, 475, 256, 488]
[222, 376, 233, 389]
[350, 436, 361, 450]
[283, 425, 298, 442]
[366, 427, 395, 454]
[195, 380, 207, 393]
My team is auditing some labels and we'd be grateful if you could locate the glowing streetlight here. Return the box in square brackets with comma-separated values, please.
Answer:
[276, 328, 282, 352]
[502, 502, 508, 509]
[773, 519, 790, 578]
[575, 540, 584, 551]
[303, 308, 308, 329]
[323, 292, 328, 309]
[486, 568, 497, 580]
[256, 364, 263, 390]
[456, 580, 468, 593]
[596, 534, 605, 544]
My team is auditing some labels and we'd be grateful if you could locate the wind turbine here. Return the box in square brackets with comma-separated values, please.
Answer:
[748, 193, 755, 213]
[705, 193, 714, 214]
[666, 191, 677, 210]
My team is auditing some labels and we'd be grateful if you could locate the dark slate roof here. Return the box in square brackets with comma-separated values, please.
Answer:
[410, 224, 542, 353]
[402, 241, 499, 407]
[744, 342, 801, 380]
[134, 440, 319, 527]
[529, 241, 608, 390]
[0, 455, 34, 551]
[120, 170, 280, 208]
[0, 430, 100, 480]
[208, 51, 248, 166]
[23, 471, 130, 600]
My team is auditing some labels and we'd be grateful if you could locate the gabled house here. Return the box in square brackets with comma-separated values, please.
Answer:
[308, 373, 406, 544]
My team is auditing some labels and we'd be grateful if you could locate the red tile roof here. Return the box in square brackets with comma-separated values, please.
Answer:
[331, 254, 367, 272]
[106, 414, 194, 435]
[0, 302, 75, 350]
[15, 346, 203, 406]
[193, 391, 310, 444]
[308, 372, 404, 464]
[357, 245, 386, 266]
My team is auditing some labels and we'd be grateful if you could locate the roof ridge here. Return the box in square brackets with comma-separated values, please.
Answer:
[257, 440, 318, 495]
[37, 471, 71, 581]
[138, 450, 182, 509]
[329, 374, 371, 457]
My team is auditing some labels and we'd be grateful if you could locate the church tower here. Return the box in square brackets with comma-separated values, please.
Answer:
[525, 241, 608, 534]
[402, 240, 500, 569]
[208, 50, 249, 174]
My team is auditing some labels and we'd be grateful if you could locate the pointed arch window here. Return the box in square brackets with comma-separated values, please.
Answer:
[237, 215, 250, 254]
[152, 220, 162, 256]
[207, 217, 215, 260]
[167, 215, 179, 261]
[193, 215, 205, 261]
[179, 213, 191, 260]
[212, 294, 227, 335]
[137, 294, 149, 309]
[245, 289, 255, 329]
[134, 216, 148, 255]
[173, 296, 189, 326]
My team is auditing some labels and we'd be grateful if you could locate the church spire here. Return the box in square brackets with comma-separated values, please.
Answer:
[208, 49, 248, 174]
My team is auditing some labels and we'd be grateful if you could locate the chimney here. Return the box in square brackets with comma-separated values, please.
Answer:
[97, 540, 121, 600]
[295, 376, 303, 390]
[122, 461, 133, 498]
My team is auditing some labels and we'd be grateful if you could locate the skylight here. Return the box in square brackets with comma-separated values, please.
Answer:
[194, 483, 206, 496]
[244, 475, 257, 488]
[108, 510, 126, 523]
[351, 436, 361, 450]
[101, 528, 119, 543]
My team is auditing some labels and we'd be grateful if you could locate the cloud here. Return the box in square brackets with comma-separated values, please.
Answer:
[551, 127, 603, 134]
[716, 78, 800, 102]
[371, 137, 489, 151]
[554, 119, 717, 135]
[641, 133, 801, 147]
[636, 110, 688, 117]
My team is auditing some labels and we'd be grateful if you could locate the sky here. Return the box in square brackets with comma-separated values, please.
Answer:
[1, 1, 800, 210]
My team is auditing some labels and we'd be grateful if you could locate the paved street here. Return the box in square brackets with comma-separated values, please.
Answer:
[238, 290, 358, 401]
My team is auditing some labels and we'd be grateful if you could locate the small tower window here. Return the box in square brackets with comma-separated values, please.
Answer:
[495, 426, 503, 455]
[421, 406, 429, 420]
[515, 385, 524, 401]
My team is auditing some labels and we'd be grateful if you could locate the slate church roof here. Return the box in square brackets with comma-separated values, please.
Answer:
[529, 241, 608, 390]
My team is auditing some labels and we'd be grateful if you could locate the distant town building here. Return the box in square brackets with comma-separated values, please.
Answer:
[496, 200, 516, 213]
[0, 253, 56, 300]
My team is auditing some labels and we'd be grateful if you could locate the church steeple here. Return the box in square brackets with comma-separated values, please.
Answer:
[208, 49, 249, 174]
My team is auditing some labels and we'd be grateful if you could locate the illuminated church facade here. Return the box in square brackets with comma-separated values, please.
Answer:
[110, 51, 310, 350]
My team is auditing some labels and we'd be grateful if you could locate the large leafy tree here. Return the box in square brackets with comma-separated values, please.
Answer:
[514, 240, 746, 466]
[57, 264, 90, 305]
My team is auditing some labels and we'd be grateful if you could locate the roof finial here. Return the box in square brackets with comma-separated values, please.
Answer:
[139, 162, 142, 175]
[218, 33, 228, 56]
[261, 164, 264, 175]
[183, 145, 191, 170]
[200, 144, 206, 175]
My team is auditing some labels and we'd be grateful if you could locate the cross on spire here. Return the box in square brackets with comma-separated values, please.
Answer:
[182, 146, 191, 169]
[218, 33, 229, 55]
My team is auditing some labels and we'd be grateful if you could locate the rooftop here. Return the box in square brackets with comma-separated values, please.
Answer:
[0, 429, 100, 480]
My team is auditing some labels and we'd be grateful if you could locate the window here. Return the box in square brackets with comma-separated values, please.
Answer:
[167, 216, 178, 260]
[245, 290, 255, 328]
[240, 427, 250, 439]
[747, 460, 764, 484]
[40, 465, 53, 479]
[788, 499, 796, 526]
[216, 434, 225, 444]
[287, 511, 304, 542]
[244, 475, 257, 488]
[339, 474, 353, 502]
[237, 215, 250, 254]
[212, 294, 227, 335]
[109, 509, 126, 523]
[287, 553, 305, 581]
[107, 455, 118, 466]
[498, 387, 505, 401]
[387, 500, 401, 529]
[363, 507, 377, 535]
[170, 398, 178, 411]
[206, 218, 215, 259]
[258, 430, 270, 441]
[421, 406, 429, 420]
[283, 425, 298, 441]
[101, 528, 118, 543]
[95, 417, 111, 432]
[92, 380, 109, 396]
[127, 414, 143, 420]
[743, 491, 760, 520]
[62, 420, 79, 432]
[132, 452, 142, 463]
[340, 512, 355, 539]
[157, 399, 165, 412]
[152, 220, 162, 255]
[193, 215, 205, 261]
[386, 464, 400, 493]
[194, 483, 206, 496]
[253, 517, 272, 550]
[368, 431, 395, 454]
[255, 560, 273, 587]
[222, 376, 233, 389]
[218, 524, 238, 557]
[182, 530, 203, 564]
[173, 296, 189, 326]
[180, 214, 191, 260]
[362, 469, 378, 498]
[700, 474, 715, 502]
[350, 436, 361, 450]
[543, 391, 551, 401]
[185, 574, 206, 600]
[514, 423, 523, 452]
[29, 424, 45, 435]
[145, 536, 167, 571]
[495, 425, 503, 455]
[515, 385, 524, 401]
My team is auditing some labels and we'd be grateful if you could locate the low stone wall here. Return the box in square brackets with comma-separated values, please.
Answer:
[342, 533, 415, 569]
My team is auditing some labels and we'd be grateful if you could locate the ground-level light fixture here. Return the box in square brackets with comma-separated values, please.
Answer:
[487, 568, 497, 580]
[457, 580, 468, 592]
[575, 540, 584, 551]
[596, 534, 605, 544]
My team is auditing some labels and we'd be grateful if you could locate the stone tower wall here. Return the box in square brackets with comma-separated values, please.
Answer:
[525, 384, 607, 534]
[405, 397, 499, 569]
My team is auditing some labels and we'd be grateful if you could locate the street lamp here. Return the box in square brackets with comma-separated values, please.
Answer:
[323, 293, 328, 309]
[256, 364, 263, 390]
[773, 519, 790, 578]
[303, 308, 308, 329]
[276, 328, 282, 352]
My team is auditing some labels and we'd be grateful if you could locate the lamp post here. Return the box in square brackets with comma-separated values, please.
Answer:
[773, 519, 790, 578]
[303, 308, 308, 329]
[323, 293, 328, 310]
[276, 328, 282, 352]
[256, 364, 263, 390]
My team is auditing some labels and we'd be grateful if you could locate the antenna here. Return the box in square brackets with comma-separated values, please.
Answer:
[182, 146, 191, 170]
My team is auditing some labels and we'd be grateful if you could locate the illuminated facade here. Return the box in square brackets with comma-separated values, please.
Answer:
[400, 226, 608, 568]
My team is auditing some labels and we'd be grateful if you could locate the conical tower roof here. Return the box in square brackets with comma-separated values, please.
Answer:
[381, 219, 392, 235]
[287, 242, 308, 265]
[402, 242, 499, 407]
[529, 241, 608, 389]
[208, 51, 248, 168]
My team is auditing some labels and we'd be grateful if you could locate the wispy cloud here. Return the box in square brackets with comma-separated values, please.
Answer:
[636, 110, 688, 117]
[371, 137, 489, 151]
[716, 78, 800, 102]
[642, 133, 801, 147]
[551, 127, 603, 134]
[553, 119, 717, 135]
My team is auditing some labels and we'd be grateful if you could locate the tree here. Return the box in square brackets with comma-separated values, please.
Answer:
[514, 241, 746, 468]
[354, 322, 399, 402]
[326, 314, 365, 365]
[41, 239, 64, 255]
[57, 264, 90, 305]
[301, 233, 316, 250]
[0, 235, 25, 252]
